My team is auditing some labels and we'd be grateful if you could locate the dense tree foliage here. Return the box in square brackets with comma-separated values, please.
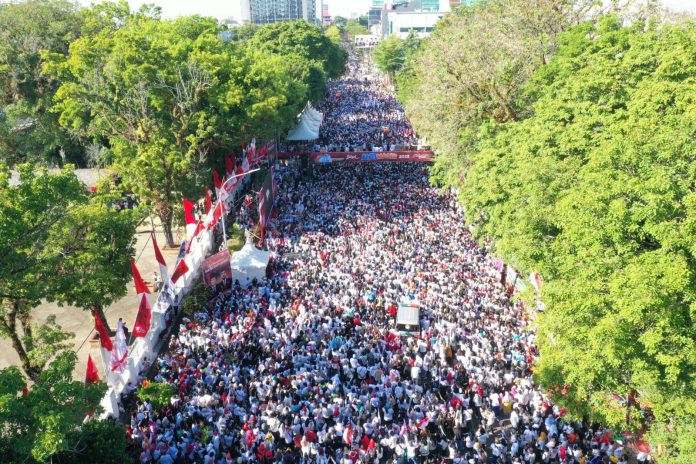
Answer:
[0, 352, 108, 463]
[400, 0, 696, 458]
[0, 164, 138, 379]
[0, 0, 86, 166]
[372, 31, 420, 81]
[48, 11, 308, 246]
[246, 20, 347, 103]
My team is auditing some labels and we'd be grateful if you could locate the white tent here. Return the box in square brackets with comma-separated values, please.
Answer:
[287, 102, 324, 141]
[230, 244, 271, 285]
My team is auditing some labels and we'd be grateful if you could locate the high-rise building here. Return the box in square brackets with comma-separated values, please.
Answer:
[240, 0, 319, 25]
[321, 2, 331, 26]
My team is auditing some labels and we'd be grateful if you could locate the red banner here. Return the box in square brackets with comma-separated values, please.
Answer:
[202, 250, 232, 287]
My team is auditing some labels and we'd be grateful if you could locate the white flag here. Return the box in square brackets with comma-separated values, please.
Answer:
[109, 320, 128, 374]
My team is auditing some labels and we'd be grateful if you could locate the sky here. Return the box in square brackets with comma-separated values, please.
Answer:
[75, 0, 696, 21]
[77, 0, 373, 20]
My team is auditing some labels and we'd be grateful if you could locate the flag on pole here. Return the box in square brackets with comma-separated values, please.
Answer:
[171, 258, 190, 284]
[343, 424, 353, 446]
[185, 221, 205, 254]
[416, 416, 430, 429]
[130, 259, 152, 338]
[258, 189, 267, 246]
[132, 293, 152, 338]
[93, 310, 113, 351]
[213, 168, 222, 193]
[86, 354, 100, 384]
[205, 187, 212, 214]
[153, 232, 176, 307]
[206, 200, 226, 230]
[110, 319, 128, 373]
[183, 198, 197, 239]
[152, 233, 169, 284]
[225, 153, 236, 176]
[241, 149, 250, 173]
[130, 259, 151, 295]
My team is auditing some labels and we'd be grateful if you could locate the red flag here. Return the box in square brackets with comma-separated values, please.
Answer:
[132, 293, 152, 338]
[93, 310, 113, 351]
[205, 187, 212, 214]
[130, 259, 151, 294]
[86, 354, 100, 384]
[171, 259, 189, 283]
[206, 201, 226, 230]
[152, 233, 169, 283]
[185, 221, 205, 253]
[183, 198, 196, 226]
[225, 154, 236, 176]
[343, 424, 353, 446]
[213, 168, 222, 191]
[416, 417, 430, 429]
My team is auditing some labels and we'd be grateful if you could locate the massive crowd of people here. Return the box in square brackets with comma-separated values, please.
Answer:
[128, 163, 632, 464]
[314, 51, 418, 152]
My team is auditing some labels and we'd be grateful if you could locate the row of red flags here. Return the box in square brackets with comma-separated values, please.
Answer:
[88, 140, 269, 385]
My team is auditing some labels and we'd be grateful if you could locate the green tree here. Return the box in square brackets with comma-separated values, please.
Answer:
[0, 352, 108, 463]
[247, 20, 347, 102]
[0, 0, 86, 166]
[372, 35, 407, 80]
[401, 0, 593, 178]
[0, 164, 85, 380]
[421, 12, 696, 455]
[325, 25, 342, 45]
[0, 163, 137, 377]
[344, 18, 369, 37]
[48, 12, 305, 246]
[42, 185, 140, 333]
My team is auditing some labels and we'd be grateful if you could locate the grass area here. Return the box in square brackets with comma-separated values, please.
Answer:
[227, 223, 246, 253]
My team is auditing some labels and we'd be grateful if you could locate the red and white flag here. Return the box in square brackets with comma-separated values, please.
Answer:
[130, 260, 151, 338]
[183, 198, 197, 239]
[93, 310, 113, 351]
[400, 419, 410, 435]
[130, 259, 151, 295]
[416, 416, 430, 429]
[85, 354, 100, 384]
[225, 153, 236, 176]
[205, 187, 212, 214]
[247, 138, 256, 165]
[206, 200, 226, 230]
[171, 258, 189, 284]
[213, 168, 222, 195]
[241, 149, 250, 173]
[110, 319, 128, 373]
[258, 189, 267, 245]
[343, 424, 353, 446]
[152, 233, 169, 283]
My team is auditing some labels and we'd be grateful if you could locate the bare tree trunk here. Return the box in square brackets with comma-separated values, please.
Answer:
[155, 200, 176, 248]
[2, 301, 40, 381]
[162, 214, 175, 249]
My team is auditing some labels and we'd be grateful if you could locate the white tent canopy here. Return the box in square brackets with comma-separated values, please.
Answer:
[230, 244, 271, 285]
[287, 102, 324, 141]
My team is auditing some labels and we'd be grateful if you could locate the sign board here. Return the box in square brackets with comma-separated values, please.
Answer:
[202, 249, 232, 287]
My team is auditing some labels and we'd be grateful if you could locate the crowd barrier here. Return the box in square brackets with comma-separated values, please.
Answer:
[99, 174, 252, 418]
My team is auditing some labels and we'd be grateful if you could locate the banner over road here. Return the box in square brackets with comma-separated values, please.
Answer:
[276, 151, 434, 163]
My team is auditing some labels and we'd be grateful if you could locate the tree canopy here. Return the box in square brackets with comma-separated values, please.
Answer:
[0, 352, 108, 463]
[400, 0, 696, 458]
[0, 0, 87, 166]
